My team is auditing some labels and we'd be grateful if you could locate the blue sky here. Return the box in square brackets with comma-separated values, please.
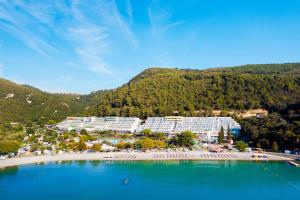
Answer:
[0, 0, 300, 94]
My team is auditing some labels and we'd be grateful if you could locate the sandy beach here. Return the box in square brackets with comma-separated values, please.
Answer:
[0, 151, 292, 168]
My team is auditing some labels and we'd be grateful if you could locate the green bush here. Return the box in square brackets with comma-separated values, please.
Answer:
[0, 140, 20, 154]
[235, 141, 248, 152]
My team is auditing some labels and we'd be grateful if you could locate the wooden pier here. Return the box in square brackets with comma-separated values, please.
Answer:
[288, 161, 300, 167]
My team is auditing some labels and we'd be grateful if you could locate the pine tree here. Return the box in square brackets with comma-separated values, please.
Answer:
[227, 125, 232, 143]
[272, 141, 279, 152]
[218, 126, 224, 144]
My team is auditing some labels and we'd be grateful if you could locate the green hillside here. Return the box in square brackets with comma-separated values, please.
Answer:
[0, 78, 97, 125]
[1, 63, 300, 124]
[87, 63, 300, 118]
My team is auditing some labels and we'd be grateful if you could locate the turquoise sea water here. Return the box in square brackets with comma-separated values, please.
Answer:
[0, 161, 300, 200]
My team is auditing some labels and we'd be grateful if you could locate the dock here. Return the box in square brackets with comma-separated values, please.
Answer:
[288, 161, 300, 167]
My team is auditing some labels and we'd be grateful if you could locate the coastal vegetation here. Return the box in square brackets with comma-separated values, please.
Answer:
[235, 141, 248, 152]
[170, 131, 196, 147]
[0, 140, 21, 154]
[0, 124, 24, 154]
[239, 104, 300, 151]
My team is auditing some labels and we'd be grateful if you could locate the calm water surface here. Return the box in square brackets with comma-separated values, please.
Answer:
[0, 161, 300, 200]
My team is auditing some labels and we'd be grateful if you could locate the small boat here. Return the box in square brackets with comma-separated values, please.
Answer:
[122, 178, 129, 185]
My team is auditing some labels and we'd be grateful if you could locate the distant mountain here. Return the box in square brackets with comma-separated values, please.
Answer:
[87, 63, 300, 118]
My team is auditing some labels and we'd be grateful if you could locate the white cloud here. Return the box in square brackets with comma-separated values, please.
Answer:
[67, 1, 112, 74]
[66, 0, 138, 74]
[0, 2, 59, 57]
[148, 0, 184, 38]
[13, 1, 56, 25]
[0, 0, 137, 75]
[68, 25, 111, 74]
[126, 0, 133, 23]
[1, 23, 58, 58]
[95, 0, 138, 48]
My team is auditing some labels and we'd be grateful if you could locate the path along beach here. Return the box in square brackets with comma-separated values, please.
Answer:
[0, 151, 292, 168]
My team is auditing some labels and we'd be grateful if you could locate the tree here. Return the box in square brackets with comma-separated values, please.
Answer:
[272, 141, 279, 152]
[153, 140, 167, 149]
[175, 131, 196, 147]
[140, 138, 155, 150]
[80, 135, 88, 142]
[14, 125, 23, 132]
[76, 142, 87, 151]
[141, 129, 151, 136]
[30, 144, 39, 152]
[92, 144, 101, 152]
[0, 140, 20, 154]
[124, 143, 132, 149]
[26, 128, 35, 135]
[226, 125, 232, 142]
[218, 126, 224, 144]
[151, 132, 166, 140]
[47, 120, 57, 125]
[116, 142, 126, 149]
[80, 129, 88, 135]
[235, 141, 248, 152]
[70, 131, 78, 137]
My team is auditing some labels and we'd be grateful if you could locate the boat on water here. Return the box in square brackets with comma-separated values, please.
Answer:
[123, 178, 129, 185]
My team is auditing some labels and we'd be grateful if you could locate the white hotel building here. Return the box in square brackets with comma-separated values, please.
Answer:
[57, 116, 241, 141]
[56, 116, 142, 133]
[137, 116, 241, 142]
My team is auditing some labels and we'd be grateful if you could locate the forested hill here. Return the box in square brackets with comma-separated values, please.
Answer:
[1, 63, 300, 125]
[87, 63, 300, 118]
[0, 78, 100, 125]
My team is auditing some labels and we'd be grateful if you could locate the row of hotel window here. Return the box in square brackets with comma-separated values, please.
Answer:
[56, 117, 241, 135]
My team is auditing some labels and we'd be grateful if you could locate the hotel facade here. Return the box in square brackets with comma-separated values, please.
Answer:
[57, 116, 241, 142]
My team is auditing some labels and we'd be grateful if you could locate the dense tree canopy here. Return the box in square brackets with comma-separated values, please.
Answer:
[239, 104, 300, 151]
[171, 131, 196, 148]
[87, 63, 300, 118]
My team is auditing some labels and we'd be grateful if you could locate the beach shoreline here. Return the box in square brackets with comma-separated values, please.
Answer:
[0, 151, 292, 168]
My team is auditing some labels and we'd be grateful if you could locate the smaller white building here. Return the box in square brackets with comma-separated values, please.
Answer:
[4, 93, 15, 98]
[101, 144, 116, 151]
[56, 116, 142, 133]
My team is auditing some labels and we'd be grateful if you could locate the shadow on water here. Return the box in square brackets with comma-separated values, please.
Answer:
[0, 166, 19, 178]
[75, 160, 87, 166]
[90, 160, 102, 168]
